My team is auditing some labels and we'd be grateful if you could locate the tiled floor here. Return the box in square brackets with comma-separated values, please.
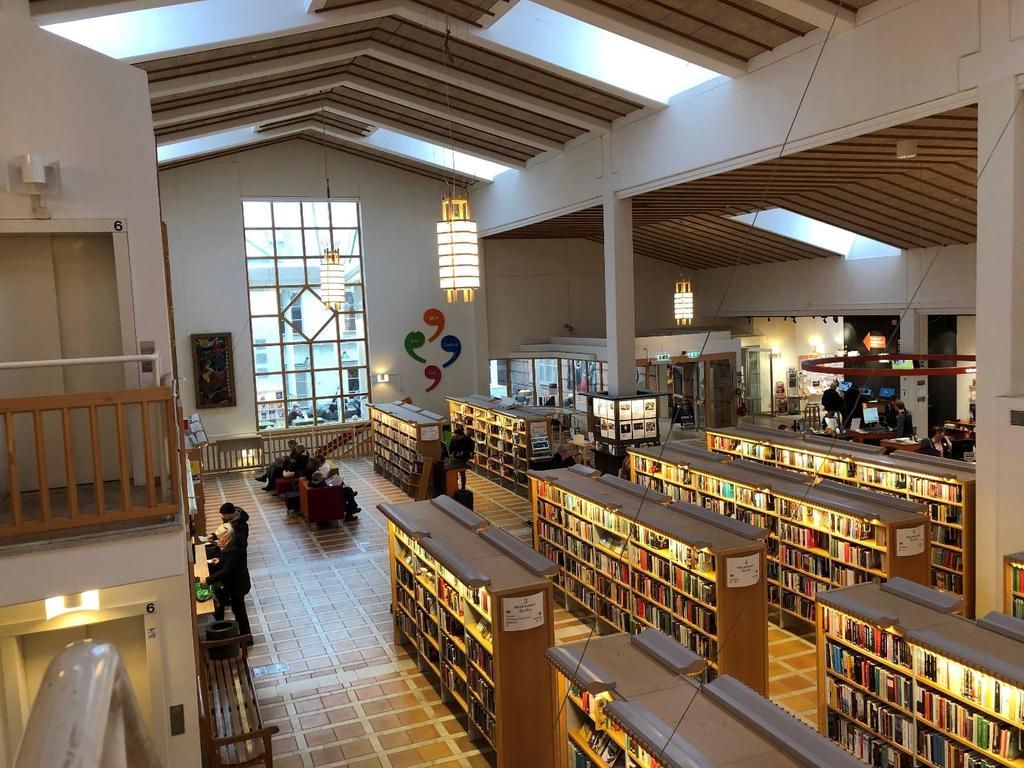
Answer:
[202, 458, 817, 768]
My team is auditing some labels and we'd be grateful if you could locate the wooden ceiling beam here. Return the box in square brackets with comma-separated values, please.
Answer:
[754, 0, 855, 33]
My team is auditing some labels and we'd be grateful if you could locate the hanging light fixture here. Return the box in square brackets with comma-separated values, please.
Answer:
[674, 280, 694, 326]
[437, 194, 479, 303]
[317, 103, 345, 312]
[434, 18, 479, 303]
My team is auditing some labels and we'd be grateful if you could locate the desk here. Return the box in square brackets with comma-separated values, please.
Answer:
[193, 543, 216, 616]
[850, 429, 896, 445]
[881, 438, 920, 453]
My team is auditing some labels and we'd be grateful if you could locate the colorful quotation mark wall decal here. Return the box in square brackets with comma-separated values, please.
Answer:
[404, 308, 463, 392]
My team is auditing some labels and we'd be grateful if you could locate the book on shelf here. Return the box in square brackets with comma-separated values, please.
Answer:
[817, 578, 1024, 768]
[378, 496, 557, 767]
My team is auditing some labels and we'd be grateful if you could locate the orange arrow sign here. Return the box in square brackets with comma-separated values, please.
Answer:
[863, 333, 886, 350]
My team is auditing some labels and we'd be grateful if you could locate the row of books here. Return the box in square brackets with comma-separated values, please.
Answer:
[932, 549, 964, 571]
[822, 611, 913, 668]
[933, 570, 965, 594]
[827, 711, 913, 768]
[781, 570, 828, 600]
[441, 662, 469, 708]
[827, 680, 915, 751]
[918, 727, 1001, 768]
[831, 539, 884, 571]
[778, 543, 830, 577]
[914, 648, 1024, 723]
[469, 668, 495, 712]
[781, 592, 816, 621]
[916, 687, 1023, 759]
[825, 640, 914, 711]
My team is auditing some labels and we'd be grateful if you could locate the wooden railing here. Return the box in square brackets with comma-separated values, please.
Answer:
[260, 422, 372, 463]
[0, 387, 180, 539]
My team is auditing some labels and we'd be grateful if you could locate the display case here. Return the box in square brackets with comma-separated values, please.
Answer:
[706, 426, 977, 617]
[587, 392, 661, 454]
[369, 402, 444, 500]
[377, 496, 557, 768]
[529, 466, 770, 693]
[629, 443, 930, 626]
[447, 394, 552, 494]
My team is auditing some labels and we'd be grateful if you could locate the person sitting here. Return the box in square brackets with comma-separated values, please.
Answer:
[449, 426, 475, 491]
[303, 456, 324, 481]
[550, 444, 577, 469]
[893, 400, 914, 439]
[919, 426, 952, 458]
[215, 502, 249, 549]
[255, 439, 298, 482]
[201, 524, 253, 644]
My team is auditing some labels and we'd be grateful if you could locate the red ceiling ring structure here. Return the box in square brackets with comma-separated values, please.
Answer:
[800, 353, 976, 377]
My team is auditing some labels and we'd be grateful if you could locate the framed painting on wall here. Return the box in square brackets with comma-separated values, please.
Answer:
[191, 332, 236, 408]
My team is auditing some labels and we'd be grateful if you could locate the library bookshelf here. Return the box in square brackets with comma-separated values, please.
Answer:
[1005, 552, 1024, 620]
[528, 465, 769, 694]
[377, 496, 558, 768]
[817, 578, 1024, 768]
[628, 442, 930, 627]
[447, 395, 552, 494]
[547, 630, 862, 768]
[369, 402, 443, 500]
[706, 426, 976, 617]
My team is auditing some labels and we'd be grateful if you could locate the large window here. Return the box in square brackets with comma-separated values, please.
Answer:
[242, 199, 369, 430]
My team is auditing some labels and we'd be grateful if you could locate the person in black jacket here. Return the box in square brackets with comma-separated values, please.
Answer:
[449, 426, 475, 491]
[821, 380, 844, 423]
[216, 503, 249, 549]
[550, 444, 577, 469]
[893, 400, 915, 439]
[202, 525, 253, 642]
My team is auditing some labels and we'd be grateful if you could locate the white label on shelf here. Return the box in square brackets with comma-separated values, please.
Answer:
[502, 592, 545, 632]
[896, 525, 926, 557]
[421, 426, 440, 441]
[726, 554, 760, 588]
[530, 421, 548, 438]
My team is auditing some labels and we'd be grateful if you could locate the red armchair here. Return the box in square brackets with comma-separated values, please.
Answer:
[275, 476, 298, 495]
[298, 478, 345, 524]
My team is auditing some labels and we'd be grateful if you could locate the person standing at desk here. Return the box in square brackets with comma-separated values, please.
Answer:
[449, 426, 475, 491]
[821, 380, 844, 425]
[201, 524, 253, 643]
[893, 400, 914, 439]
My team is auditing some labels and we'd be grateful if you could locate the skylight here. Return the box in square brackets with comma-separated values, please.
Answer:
[156, 125, 511, 181]
[481, 1, 722, 103]
[732, 209, 901, 260]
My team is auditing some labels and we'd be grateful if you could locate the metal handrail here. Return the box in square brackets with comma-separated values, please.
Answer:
[0, 353, 162, 383]
[14, 640, 163, 768]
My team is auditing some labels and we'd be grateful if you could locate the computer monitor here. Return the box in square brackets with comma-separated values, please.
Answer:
[862, 406, 879, 426]
[879, 387, 895, 399]
[859, 387, 873, 397]
[891, 360, 914, 370]
[837, 381, 853, 393]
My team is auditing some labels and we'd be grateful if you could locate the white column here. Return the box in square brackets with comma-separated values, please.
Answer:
[975, 73, 1024, 614]
[603, 191, 636, 397]
[897, 310, 928, 437]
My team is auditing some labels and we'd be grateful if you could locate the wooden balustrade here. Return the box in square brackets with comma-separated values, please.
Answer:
[259, 422, 372, 464]
[0, 387, 181, 539]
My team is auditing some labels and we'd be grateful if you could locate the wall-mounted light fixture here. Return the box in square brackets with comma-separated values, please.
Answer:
[45, 590, 99, 621]
[7, 154, 61, 218]
[374, 373, 390, 384]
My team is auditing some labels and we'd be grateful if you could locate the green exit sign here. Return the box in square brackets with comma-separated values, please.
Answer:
[686, 351, 700, 359]
[655, 353, 671, 362]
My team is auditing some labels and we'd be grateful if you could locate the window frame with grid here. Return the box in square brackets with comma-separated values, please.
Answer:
[241, 198, 371, 430]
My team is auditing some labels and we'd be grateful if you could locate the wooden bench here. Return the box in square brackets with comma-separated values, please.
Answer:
[200, 635, 279, 767]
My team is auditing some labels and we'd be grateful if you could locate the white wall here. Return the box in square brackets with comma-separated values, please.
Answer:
[957, 314, 976, 420]
[159, 140, 488, 437]
[749, 316, 845, 382]
[692, 245, 976, 319]
[483, 237, 686, 358]
[0, 13, 171, 377]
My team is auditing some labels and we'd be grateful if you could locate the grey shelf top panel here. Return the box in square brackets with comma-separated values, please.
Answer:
[370, 402, 445, 426]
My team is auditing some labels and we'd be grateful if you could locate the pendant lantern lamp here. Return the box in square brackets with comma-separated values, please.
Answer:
[320, 248, 345, 311]
[674, 281, 694, 326]
[437, 195, 480, 303]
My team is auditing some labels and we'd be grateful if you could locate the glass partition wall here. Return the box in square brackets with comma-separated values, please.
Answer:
[488, 358, 607, 409]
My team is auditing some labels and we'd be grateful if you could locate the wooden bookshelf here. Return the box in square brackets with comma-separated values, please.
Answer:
[817, 577, 1024, 768]
[707, 426, 976, 617]
[548, 630, 863, 768]
[628, 442, 930, 627]
[448, 395, 552, 494]
[369, 402, 443, 500]
[1005, 552, 1024, 620]
[377, 496, 557, 768]
[528, 466, 770, 694]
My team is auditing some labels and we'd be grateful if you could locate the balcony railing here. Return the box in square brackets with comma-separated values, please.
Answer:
[15, 640, 162, 768]
[0, 386, 180, 539]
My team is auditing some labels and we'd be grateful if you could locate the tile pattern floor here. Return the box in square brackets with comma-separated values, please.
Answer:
[203, 458, 816, 768]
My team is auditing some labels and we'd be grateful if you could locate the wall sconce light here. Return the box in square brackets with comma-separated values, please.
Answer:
[45, 590, 99, 621]
[7, 154, 61, 218]
[375, 373, 390, 384]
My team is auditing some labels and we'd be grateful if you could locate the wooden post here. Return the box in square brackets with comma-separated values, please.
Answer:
[115, 403, 131, 511]
[89, 405, 105, 515]
[4, 412, 21, 527]
[141, 402, 156, 507]
[32, 410, 50, 523]
[61, 407, 78, 519]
